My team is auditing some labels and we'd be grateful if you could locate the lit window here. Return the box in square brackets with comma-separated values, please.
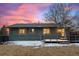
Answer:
[57, 28, 65, 36]
[19, 29, 26, 34]
[43, 28, 50, 34]
[6, 28, 9, 32]
[6, 28, 9, 35]
[32, 29, 34, 32]
[61, 29, 65, 36]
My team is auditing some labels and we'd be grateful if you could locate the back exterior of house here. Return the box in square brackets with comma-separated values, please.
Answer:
[7, 23, 67, 42]
[1, 23, 79, 43]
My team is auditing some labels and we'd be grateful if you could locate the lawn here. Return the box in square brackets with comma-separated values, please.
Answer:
[0, 45, 79, 56]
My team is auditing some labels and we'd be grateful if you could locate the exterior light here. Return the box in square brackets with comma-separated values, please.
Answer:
[32, 29, 35, 32]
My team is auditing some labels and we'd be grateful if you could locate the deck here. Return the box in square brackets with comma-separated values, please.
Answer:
[43, 39, 69, 43]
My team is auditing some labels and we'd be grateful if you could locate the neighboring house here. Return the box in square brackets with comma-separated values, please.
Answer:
[0, 25, 9, 43]
[5, 23, 70, 43]
[69, 27, 79, 43]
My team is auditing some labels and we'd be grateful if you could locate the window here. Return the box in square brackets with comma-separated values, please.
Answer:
[6, 28, 9, 35]
[32, 29, 35, 32]
[19, 29, 26, 34]
[61, 29, 65, 36]
[43, 28, 50, 34]
[57, 28, 65, 36]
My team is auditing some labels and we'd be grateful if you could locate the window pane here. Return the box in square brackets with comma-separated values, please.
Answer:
[57, 28, 65, 36]
[19, 29, 26, 34]
[43, 28, 50, 34]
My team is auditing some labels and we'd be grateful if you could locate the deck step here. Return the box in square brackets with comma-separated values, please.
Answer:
[43, 39, 69, 43]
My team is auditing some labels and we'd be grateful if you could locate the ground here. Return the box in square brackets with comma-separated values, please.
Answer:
[0, 45, 79, 56]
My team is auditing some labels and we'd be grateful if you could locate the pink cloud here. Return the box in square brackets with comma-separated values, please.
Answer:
[0, 4, 50, 27]
[9, 4, 50, 16]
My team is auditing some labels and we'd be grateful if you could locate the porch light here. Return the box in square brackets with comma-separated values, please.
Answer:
[32, 29, 34, 32]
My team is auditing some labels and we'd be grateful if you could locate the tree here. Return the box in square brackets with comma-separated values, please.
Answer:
[44, 3, 79, 40]
[44, 3, 78, 28]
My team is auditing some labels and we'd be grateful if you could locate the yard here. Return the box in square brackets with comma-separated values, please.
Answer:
[0, 45, 79, 56]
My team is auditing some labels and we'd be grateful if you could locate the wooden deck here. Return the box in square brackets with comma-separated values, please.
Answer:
[43, 39, 69, 43]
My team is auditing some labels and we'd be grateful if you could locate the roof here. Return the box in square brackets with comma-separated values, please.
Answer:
[7, 23, 58, 28]
[7, 23, 70, 28]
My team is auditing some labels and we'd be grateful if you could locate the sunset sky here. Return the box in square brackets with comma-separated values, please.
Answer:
[0, 3, 79, 27]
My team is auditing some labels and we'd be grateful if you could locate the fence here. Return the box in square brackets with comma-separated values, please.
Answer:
[68, 32, 79, 43]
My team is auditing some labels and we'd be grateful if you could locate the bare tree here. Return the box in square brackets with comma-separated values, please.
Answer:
[44, 3, 79, 40]
[44, 3, 78, 28]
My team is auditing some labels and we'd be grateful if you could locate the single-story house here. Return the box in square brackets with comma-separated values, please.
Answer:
[3, 23, 70, 43]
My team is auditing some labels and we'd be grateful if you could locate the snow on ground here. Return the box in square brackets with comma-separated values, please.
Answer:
[4, 41, 79, 47]
[5, 41, 43, 46]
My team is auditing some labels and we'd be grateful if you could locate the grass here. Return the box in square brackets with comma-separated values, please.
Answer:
[0, 45, 79, 56]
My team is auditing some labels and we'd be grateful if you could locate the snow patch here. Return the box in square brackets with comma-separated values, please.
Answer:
[6, 41, 43, 46]
[4, 41, 79, 47]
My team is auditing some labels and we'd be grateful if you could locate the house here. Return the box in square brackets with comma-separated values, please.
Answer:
[69, 27, 79, 43]
[5, 23, 70, 43]
[0, 25, 9, 43]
